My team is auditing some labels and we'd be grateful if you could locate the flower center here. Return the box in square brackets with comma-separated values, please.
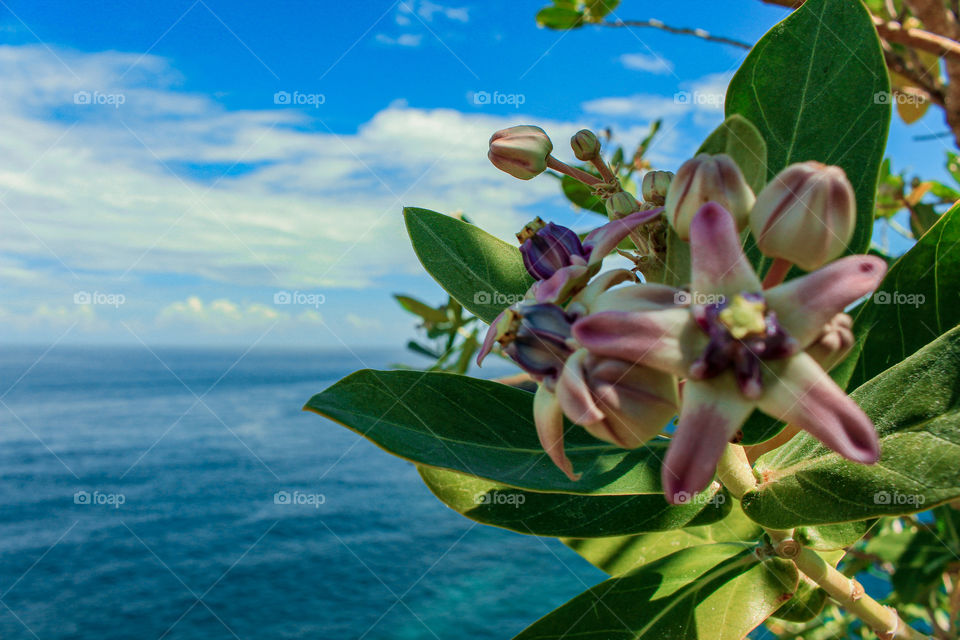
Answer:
[690, 292, 796, 399]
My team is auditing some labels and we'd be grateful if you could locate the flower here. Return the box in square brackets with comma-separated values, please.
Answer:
[476, 297, 679, 481]
[750, 161, 856, 271]
[806, 313, 854, 372]
[518, 208, 662, 304]
[488, 125, 554, 180]
[665, 154, 755, 240]
[572, 203, 886, 502]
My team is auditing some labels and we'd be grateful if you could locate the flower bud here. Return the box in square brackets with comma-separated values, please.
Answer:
[604, 191, 640, 219]
[570, 129, 601, 161]
[664, 154, 755, 240]
[488, 125, 553, 180]
[806, 313, 854, 372]
[494, 302, 577, 382]
[641, 170, 673, 206]
[750, 161, 856, 271]
[518, 219, 587, 280]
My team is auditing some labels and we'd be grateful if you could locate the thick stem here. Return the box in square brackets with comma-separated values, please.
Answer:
[792, 548, 930, 639]
[715, 445, 757, 499]
[761, 257, 793, 289]
[546, 156, 602, 186]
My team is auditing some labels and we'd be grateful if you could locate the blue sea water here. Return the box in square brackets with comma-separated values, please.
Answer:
[0, 346, 604, 639]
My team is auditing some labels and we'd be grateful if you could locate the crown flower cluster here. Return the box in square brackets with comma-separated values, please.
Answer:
[482, 125, 885, 503]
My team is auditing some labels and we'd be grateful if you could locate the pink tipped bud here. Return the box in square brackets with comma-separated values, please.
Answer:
[664, 154, 755, 240]
[488, 125, 553, 180]
[641, 170, 673, 206]
[570, 129, 601, 161]
[750, 161, 856, 271]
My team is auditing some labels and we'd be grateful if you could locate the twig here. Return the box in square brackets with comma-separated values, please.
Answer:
[598, 19, 751, 50]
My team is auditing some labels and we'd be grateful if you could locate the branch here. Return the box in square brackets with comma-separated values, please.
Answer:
[875, 17, 960, 62]
[598, 19, 751, 50]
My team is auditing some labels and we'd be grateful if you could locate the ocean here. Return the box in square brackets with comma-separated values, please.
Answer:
[0, 346, 604, 639]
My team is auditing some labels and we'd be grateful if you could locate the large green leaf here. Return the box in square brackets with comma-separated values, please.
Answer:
[419, 466, 729, 537]
[404, 207, 533, 323]
[839, 201, 960, 391]
[741, 326, 960, 528]
[725, 0, 890, 258]
[306, 370, 673, 495]
[563, 503, 762, 575]
[514, 543, 797, 640]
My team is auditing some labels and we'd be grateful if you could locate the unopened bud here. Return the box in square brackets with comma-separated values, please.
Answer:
[571, 129, 601, 161]
[750, 161, 856, 271]
[488, 125, 553, 180]
[604, 192, 640, 219]
[641, 171, 673, 206]
[664, 154, 755, 240]
[518, 220, 587, 280]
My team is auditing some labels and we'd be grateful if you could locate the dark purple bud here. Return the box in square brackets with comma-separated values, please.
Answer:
[496, 302, 577, 382]
[518, 220, 587, 281]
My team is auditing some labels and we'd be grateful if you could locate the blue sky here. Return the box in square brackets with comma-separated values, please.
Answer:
[0, 0, 951, 348]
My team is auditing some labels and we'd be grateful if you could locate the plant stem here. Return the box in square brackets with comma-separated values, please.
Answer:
[589, 156, 618, 185]
[546, 156, 602, 186]
[761, 257, 793, 289]
[792, 548, 930, 639]
[716, 443, 930, 637]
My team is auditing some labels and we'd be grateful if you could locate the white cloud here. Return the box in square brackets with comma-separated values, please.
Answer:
[345, 313, 382, 330]
[581, 94, 688, 119]
[400, 0, 469, 23]
[157, 295, 322, 334]
[619, 53, 674, 75]
[375, 33, 423, 47]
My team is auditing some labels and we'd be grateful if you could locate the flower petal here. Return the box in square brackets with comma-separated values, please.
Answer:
[476, 310, 505, 366]
[689, 203, 762, 297]
[765, 255, 887, 349]
[568, 268, 637, 313]
[530, 264, 591, 304]
[572, 308, 700, 377]
[583, 207, 663, 265]
[534, 385, 580, 481]
[662, 377, 754, 504]
[758, 352, 880, 464]
[588, 359, 679, 447]
[587, 282, 682, 314]
[556, 349, 606, 427]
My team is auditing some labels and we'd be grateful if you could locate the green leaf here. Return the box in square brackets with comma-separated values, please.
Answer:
[536, 6, 583, 29]
[404, 207, 533, 324]
[418, 466, 729, 537]
[741, 326, 960, 529]
[306, 370, 673, 495]
[840, 201, 960, 391]
[697, 115, 768, 194]
[796, 520, 876, 551]
[725, 0, 890, 258]
[394, 294, 449, 323]
[561, 174, 606, 214]
[514, 543, 797, 640]
[563, 502, 762, 575]
[891, 528, 954, 601]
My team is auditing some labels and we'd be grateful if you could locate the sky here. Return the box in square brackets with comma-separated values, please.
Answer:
[0, 0, 952, 349]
